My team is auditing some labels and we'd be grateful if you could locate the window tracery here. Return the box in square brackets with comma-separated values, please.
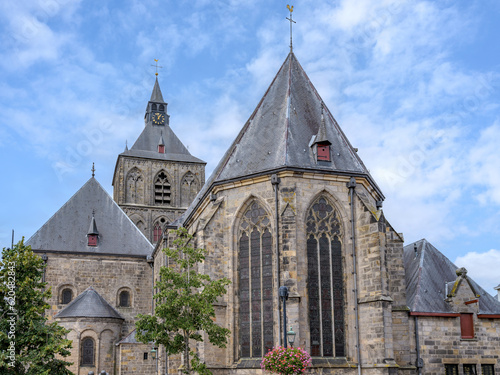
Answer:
[154, 171, 171, 205]
[238, 201, 274, 358]
[126, 168, 143, 204]
[306, 196, 345, 357]
[81, 337, 95, 366]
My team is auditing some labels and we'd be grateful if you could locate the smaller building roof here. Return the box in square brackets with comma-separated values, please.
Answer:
[56, 287, 124, 320]
[27, 177, 153, 256]
[404, 239, 500, 314]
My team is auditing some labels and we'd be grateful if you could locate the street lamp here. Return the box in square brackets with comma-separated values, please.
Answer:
[287, 326, 296, 347]
[151, 345, 158, 373]
[279, 286, 289, 348]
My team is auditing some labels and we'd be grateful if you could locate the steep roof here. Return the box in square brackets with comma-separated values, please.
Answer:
[27, 177, 153, 257]
[150, 77, 164, 102]
[55, 287, 124, 320]
[213, 52, 372, 182]
[404, 239, 500, 314]
[181, 52, 381, 225]
[117, 78, 205, 164]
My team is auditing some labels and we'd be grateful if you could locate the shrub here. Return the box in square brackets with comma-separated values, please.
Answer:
[261, 346, 312, 375]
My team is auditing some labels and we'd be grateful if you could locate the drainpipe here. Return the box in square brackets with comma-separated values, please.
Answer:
[271, 173, 281, 346]
[147, 255, 154, 314]
[347, 177, 361, 375]
[415, 316, 423, 375]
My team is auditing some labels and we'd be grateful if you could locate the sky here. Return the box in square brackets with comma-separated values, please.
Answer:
[1, 0, 499, 295]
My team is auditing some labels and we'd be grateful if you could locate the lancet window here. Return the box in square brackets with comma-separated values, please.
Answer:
[238, 201, 274, 358]
[154, 171, 171, 205]
[306, 196, 345, 357]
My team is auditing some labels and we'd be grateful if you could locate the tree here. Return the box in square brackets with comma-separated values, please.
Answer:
[136, 227, 231, 374]
[0, 239, 74, 375]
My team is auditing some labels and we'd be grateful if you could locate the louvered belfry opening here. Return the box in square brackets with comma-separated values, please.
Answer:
[306, 196, 345, 357]
[238, 201, 274, 358]
[154, 171, 171, 205]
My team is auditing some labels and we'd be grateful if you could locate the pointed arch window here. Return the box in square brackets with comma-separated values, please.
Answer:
[238, 201, 274, 358]
[181, 171, 198, 207]
[306, 197, 345, 357]
[126, 168, 144, 204]
[81, 337, 95, 366]
[153, 223, 162, 243]
[154, 171, 171, 205]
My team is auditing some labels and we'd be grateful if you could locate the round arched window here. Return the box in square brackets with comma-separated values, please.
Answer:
[61, 288, 73, 304]
[81, 337, 94, 366]
[119, 291, 130, 307]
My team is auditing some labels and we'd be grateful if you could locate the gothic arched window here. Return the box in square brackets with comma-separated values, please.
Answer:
[180, 171, 198, 207]
[61, 288, 73, 304]
[153, 223, 162, 243]
[81, 337, 95, 366]
[238, 201, 274, 358]
[154, 171, 171, 205]
[126, 168, 144, 204]
[306, 196, 345, 357]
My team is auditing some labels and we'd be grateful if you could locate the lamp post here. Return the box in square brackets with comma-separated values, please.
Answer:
[279, 286, 289, 348]
[151, 345, 158, 373]
[287, 326, 296, 348]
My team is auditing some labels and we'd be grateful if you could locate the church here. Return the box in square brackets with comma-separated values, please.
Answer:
[26, 49, 500, 375]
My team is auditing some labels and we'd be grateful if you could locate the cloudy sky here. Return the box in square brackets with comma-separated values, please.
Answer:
[1, 0, 499, 294]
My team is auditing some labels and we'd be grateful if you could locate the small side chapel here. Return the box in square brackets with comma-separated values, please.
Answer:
[25, 36, 500, 375]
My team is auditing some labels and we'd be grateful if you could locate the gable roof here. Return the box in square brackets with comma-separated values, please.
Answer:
[180, 52, 382, 225]
[404, 239, 500, 314]
[27, 177, 153, 257]
[55, 287, 124, 320]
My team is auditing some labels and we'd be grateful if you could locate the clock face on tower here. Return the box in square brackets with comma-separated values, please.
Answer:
[152, 112, 165, 125]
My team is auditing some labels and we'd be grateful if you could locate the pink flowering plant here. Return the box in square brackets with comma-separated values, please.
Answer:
[261, 346, 312, 375]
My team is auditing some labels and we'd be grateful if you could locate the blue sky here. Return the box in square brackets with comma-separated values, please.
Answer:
[1, 0, 499, 294]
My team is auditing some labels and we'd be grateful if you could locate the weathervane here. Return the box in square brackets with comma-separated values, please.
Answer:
[286, 5, 296, 52]
[151, 59, 163, 76]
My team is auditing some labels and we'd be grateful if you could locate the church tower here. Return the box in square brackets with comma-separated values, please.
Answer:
[112, 77, 206, 244]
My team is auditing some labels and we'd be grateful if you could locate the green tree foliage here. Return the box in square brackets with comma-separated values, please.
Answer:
[0, 239, 74, 375]
[136, 227, 231, 374]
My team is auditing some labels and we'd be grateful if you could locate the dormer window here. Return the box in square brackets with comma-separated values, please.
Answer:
[158, 145, 165, 153]
[317, 143, 331, 161]
[87, 210, 99, 247]
[88, 234, 98, 247]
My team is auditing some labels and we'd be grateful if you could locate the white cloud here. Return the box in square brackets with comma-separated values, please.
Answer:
[455, 249, 500, 295]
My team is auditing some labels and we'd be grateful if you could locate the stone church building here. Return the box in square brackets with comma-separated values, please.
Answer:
[27, 51, 500, 375]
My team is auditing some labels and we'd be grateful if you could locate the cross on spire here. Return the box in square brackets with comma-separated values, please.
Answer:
[91, 162, 95, 178]
[286, 5, 296, 52]
[151, 59, 163, 76]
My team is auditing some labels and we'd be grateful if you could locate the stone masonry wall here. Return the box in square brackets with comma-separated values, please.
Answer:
[173, 171, 411, 375]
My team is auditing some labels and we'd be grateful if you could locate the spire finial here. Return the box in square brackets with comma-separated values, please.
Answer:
[151, 59, 163, 76]
[91, 162, 95, 178]
[286, 5, 296, 52]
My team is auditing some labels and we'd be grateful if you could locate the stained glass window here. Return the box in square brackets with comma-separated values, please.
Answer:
[81, 338, 94, 366]
[239, 201, 274, 358]
[306, 197, 345, 357]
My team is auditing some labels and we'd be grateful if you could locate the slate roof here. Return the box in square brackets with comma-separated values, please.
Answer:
[404, 239, 500, 314]
[27, 177, 153, 257]
[181, 52, 381, 225]
[117, 78, 205, 164]
[56, 287, 124, 320]
[214, 52, 372, 181]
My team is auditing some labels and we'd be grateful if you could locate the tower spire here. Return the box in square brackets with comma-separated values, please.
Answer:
[286, 5, 296, 52]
